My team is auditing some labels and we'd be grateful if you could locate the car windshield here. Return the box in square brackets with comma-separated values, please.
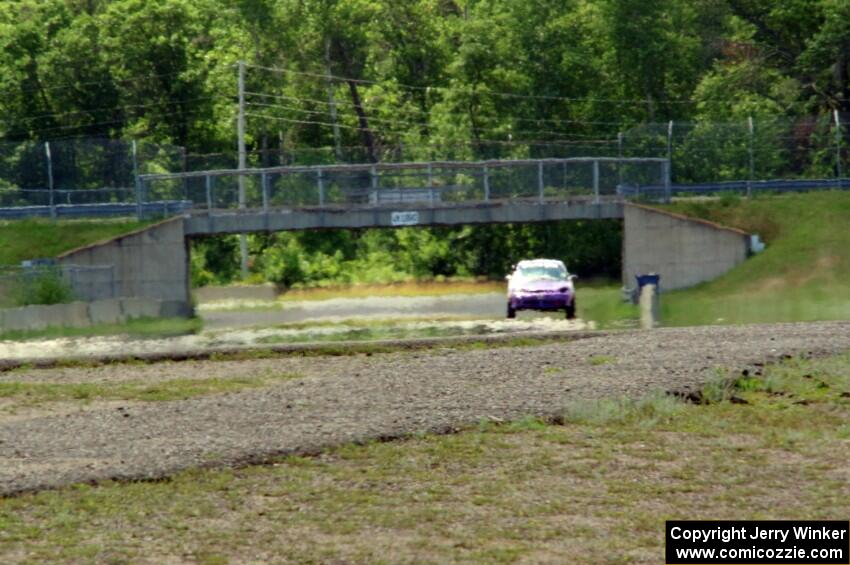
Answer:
[517, 265, 567, 281]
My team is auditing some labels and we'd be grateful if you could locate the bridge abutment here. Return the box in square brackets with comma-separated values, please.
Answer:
[57, 216, 192, 315]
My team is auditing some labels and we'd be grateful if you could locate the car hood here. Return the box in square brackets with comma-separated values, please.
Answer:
[513, 279, 571, 292]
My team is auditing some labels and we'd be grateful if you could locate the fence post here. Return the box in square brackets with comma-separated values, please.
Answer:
[132, 140, 142, 220]
[317, 168, 325, 206]
[537, 161, 544, 204]
[592, 159, 600, 204]
[181, 146, 189, 201]
[666, 120, 673, 202]
[617, 132, 624, 187]
[747, 116, 754, 198]
[205, 175, 214, 210]
[835, 110, 843, 190]
[45, 142, 56, 220]
[663, 160, 671, 203]
[261, 172, 269, 211]
[427, 163, 434, 206]
[483, 165, 490, 201]
[370, 165, 378, 203]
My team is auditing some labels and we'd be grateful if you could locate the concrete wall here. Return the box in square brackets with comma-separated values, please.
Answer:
[0, 298, 193, 333]
[622, 203, 751, 291]
[56, 217, 190, 305]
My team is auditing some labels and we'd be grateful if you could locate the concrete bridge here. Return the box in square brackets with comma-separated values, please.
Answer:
[55, 157, 752, 314]
[183, 198, 624, 236]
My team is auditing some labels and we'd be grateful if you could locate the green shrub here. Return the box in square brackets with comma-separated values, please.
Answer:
[14, 270, 75, 306]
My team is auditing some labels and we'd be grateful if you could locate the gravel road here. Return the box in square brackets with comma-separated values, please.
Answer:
[199, 292, 506, 329]
[1, 321, 848, 496]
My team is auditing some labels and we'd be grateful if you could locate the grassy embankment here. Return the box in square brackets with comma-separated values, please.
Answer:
[661, 191, 850, 325]
[0, 351, 847, 562]
[0, 218, 153, 266]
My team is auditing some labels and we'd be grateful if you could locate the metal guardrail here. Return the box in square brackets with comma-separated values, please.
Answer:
[2, 157, 848, 221]
[0, 200, 193, 220]
[619, 177, 850, 198]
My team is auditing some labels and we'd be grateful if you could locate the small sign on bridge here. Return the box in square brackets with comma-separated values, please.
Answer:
[391, 211, 420, 226]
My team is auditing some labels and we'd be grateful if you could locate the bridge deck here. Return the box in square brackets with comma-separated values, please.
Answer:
[183, 197, 624, 236]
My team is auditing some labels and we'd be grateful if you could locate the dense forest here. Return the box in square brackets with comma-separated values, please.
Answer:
[2, 0, 848, 285]
[4, 0, 849, 152]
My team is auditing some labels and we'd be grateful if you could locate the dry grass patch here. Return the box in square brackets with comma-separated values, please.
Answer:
[0, 352, 848, 563]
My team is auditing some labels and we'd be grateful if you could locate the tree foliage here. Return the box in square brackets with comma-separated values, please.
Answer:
[1, 0, 847, 283]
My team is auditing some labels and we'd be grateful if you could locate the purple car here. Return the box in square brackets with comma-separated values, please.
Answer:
[506, 259, 577, 319]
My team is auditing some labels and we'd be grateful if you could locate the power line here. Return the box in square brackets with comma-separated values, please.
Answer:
[244, 62, 698, 105]
[246, 101, 616, 141]
[244, 91, 631, 127]
[8, 108, 212, 137]
[0, 95, 229, 126]
[8, 68, 228, 97]
[245, 112, 617, 145]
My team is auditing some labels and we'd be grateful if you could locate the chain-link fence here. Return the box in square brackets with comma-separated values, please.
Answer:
[140, 157, 669, 211]
[0, 264, 116, 308]
[0, 138, 187, 218]
[0, 113, 847, 219]
[620, 114, 847, 186]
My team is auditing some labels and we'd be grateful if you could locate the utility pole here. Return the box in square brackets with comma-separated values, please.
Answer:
[835, 110, 843, 190]
[325, 37, 343, 162]
[237, 60, 248, 278]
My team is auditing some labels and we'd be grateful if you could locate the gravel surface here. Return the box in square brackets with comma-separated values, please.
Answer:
[200, 292, 506, 329]
[0, 315, 589, 363]
[1, 321, 848, 496]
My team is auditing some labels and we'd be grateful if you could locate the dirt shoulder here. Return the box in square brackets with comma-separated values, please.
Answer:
[0, 321, 848, 496]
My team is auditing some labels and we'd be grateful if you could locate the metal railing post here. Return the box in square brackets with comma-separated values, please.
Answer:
[427, 163, 434, 206]
[617, 132, 624, 188]
[483, 165, 490, 201]
[261, 172, 269, 211]
[537, 161, 544, 204]
[132, 140, 142, 220]
[592, 160, 600, 204]
[205, 175, 214, 210]
[45, 142, 56, 220]
[666, 120, 674, 202]
[317, 169, 325, 206]
[663, 160, 672, 203]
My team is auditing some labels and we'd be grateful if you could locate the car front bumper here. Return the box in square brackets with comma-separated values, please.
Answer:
[510, 292, 573, 311]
